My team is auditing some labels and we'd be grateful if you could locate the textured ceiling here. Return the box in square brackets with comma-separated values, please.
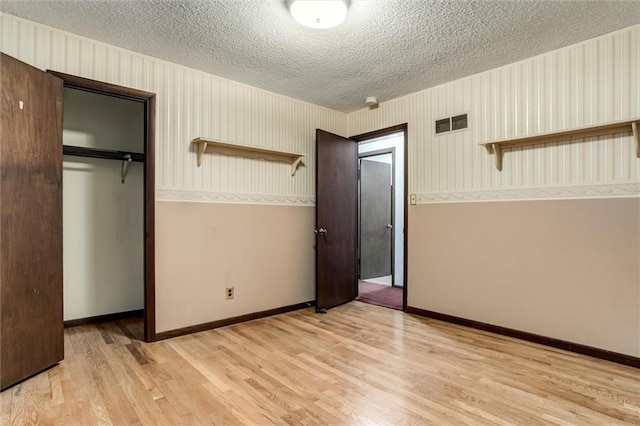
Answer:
[3, 1, 639, 112]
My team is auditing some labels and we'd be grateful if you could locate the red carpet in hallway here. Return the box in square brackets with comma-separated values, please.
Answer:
[356, 280, 403, 310]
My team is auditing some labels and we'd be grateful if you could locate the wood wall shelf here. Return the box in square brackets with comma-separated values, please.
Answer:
[480, 118, 640, 171]
[191, 138, 305, 176]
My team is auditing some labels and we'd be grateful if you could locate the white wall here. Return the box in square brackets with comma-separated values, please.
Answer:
[63, 158, 144, 320]
[63, 87, 144, 152]
[359, 134, 405, 286]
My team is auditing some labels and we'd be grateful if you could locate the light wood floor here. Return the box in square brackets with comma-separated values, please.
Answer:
[1, 302, 639, 425]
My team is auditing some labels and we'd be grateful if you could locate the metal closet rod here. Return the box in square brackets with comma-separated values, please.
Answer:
[63, 145, 144, 162]
[63, 145, 144, 183]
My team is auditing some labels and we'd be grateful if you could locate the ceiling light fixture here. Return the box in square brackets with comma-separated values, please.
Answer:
[290, 0, 348, 29]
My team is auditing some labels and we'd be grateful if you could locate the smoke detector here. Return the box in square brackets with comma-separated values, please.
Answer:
[365, 96, 379, 109]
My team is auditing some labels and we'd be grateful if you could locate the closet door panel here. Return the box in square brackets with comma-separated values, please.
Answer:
[0, 53, 64, 390]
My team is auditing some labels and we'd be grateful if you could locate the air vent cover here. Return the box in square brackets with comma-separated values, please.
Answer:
[452, 114, 468, 130]
[435, 118, 451, 134]
[435, 113, 468, 135]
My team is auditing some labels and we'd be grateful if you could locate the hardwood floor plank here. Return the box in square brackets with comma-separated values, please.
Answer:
[1, 302, 639, 425]
[103, 347, 169, 425]
[0, 383, 11, 424]
[8, 376, 43, 425]
[47, 367, 65, 408]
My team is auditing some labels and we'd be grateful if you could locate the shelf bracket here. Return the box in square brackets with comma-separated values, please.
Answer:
[492, 143, 503, 171]
[197, 141, 208, 167]
[633, 121, 639, 158]
[484, 144, 494, 155]
[291, 156, 303, 176]
[121, 154, 132, 183]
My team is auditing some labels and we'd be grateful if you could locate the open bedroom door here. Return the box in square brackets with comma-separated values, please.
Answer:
[315, 129, 358, 311]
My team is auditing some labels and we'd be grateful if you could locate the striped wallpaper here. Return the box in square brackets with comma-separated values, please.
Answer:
[2, 14, 638, 204]
[1, 13, 346, 205]
[348, 25, 640, 203]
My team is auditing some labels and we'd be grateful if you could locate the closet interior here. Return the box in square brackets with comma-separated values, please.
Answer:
[62, 87, 145, 323]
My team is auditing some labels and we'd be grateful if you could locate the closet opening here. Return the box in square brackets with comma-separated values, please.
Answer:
[49, 71, 156, 342]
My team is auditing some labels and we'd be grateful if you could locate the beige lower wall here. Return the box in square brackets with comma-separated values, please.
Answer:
[155, 202, 315, 333]
[155, 198, 639, 356]
[408, 197, 640, 357]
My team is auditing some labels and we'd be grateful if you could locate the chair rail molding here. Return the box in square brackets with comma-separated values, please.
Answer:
[156, 188, 315, 206]
[414, 182, 640, 204]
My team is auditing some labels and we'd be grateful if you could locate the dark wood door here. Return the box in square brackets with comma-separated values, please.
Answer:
[315, 129, 357, 311]
[360, 158, 392, 279]
[0, 53, 64, 390]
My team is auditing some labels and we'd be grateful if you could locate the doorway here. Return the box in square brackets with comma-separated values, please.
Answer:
[355, 131, 405, 310]
[49, 71, 156, 342]
[359, 151, 393, 282]
[315, 124, 407, 312]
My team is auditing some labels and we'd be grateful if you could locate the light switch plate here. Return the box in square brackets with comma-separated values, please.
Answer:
[410, 194, 417, 205]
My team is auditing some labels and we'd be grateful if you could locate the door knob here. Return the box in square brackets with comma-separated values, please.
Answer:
[314, 228, 328, 235]
[386, 224, 393, 229]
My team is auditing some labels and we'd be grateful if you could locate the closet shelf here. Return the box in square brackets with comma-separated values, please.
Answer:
[63, 145, 144, 162]
[480, 118, 640, 171]
[192, 137, 305, 176]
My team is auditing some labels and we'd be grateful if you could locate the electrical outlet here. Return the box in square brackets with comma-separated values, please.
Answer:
[226, 286, 234, 300]
[410, 194, 417, 205]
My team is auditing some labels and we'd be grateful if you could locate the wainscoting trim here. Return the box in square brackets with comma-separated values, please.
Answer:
[406, 306, 639, 369]
[154, 301, 315, 341]
[158, 182, 639, 206]
[417, 182, 640, 204]
[156, 189, 315, 206]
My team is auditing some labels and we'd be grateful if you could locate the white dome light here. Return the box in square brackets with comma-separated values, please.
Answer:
[290, 0, 348, 29]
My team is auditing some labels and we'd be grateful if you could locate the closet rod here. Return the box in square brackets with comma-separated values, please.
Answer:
[63, 145, 144, 162]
